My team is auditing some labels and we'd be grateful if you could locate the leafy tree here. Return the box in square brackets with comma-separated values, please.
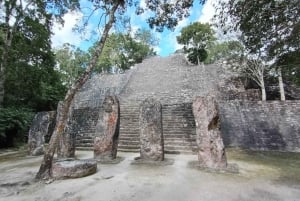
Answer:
[54, 44, 87, 87]
[237, 59, 268, 101]
[134, 28, 159, 46]
[204, 40, 244, 64]
[0, 0, 72, 147]
[92, 32, 156, 73]
[0, 107, 34, 147]
[215, 0, 300, 100]
[177, 22, 215, 65]
[0, 0, 79, 107]
[4, 17, 66, 110]
[275, 50, 300, 86]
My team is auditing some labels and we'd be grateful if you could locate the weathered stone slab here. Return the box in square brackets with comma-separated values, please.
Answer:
[192, 96, 227, 169]
[94, 96, 120, 161]
[139, 98, 164, 161]
[28, 111, 56, 156]
[52, 159, 97, 179]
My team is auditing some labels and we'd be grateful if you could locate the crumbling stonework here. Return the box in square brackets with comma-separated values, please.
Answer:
[94, 96, 120, 161]
[28, 111, 56, 156]
[139, 98, 164, 161]
[193, 96, 227, 169]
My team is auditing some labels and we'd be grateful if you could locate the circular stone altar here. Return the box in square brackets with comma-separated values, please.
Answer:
[52, 159, 97, 179]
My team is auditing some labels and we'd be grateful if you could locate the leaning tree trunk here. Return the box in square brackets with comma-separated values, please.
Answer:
[35, 3, 120, 180]
[277, 67, 285, 101]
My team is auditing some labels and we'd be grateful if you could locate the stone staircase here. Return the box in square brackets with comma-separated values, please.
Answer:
[72, 54, 226, 154]
[118, 103, 140, 152]
[162, 103, 197, 154]
[117, 102, 197, 154]
[75, 102, 198, 154]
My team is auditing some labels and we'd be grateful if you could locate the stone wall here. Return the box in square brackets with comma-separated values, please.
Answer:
[68, 107, 100, 141]
[219, 100, 300, 152]
[73, 69, 134, 109]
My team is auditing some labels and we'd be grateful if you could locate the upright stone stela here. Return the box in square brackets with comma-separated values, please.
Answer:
[192, 96, 227, 169]
[94, 96, 120, 161]
[28, 111, 56, 156]
[139, 98, 164, 161]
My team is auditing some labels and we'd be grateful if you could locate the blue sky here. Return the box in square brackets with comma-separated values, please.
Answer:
[51, 0, 215, 57]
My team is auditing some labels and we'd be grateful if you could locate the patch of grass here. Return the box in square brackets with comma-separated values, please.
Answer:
[226, 148, 300, 185]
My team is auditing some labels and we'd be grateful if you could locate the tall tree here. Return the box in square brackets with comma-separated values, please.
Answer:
[54, 44, 87, 87]
[0, 0, 79, 107]
[215, 0, 300, 100]
[177, 22, 215, 65]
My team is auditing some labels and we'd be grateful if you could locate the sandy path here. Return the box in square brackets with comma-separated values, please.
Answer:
[0, 150, 299, 201]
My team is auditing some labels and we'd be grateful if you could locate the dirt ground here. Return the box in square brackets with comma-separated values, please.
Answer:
[0, 149, 300, 201]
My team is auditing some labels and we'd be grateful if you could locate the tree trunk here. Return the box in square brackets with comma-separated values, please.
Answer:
[35, 3, 120, 180]
[57, 102, 75, 158]
[261, 75, 267, 101]
[278, 67, 285, 101]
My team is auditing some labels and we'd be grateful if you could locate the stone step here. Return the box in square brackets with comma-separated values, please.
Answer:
[118, 144, 139, 150]
[76, 146, 93, 151]
[118, 148, 140, 153]
[164, 145, 197, 151]
[76, 139, 94, 143]
[165, 150, 196, 154]
[76, 143, 93, 147]
[118, 140, 140, 145]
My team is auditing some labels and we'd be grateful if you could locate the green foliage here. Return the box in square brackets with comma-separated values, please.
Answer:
[204, 41, 244, 64]
[177, 22, 215, 64]
[216, 0, 300, 64]
[54, 44, 87, 87]
[276, 50, 300, 86]
[0, 107, 34, 147]
[91, 32, 156, 73]
[137, 0, 206, 32]
[3, 17, 66, 110]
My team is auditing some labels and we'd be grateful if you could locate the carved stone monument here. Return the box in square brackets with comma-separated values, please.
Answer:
[94, 96, 120, 161]
[139, 98, 164, 161]
[28, 111, 56, 156]
[192, 96, 227, 169]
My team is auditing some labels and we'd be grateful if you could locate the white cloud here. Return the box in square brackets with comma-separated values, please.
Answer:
[198, 0, 215, 23]
[51, 11, 83, 48]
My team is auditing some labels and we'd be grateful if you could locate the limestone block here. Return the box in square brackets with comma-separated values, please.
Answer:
[94, 96, 120, 161]
[52, 159, 97, 179]
[192, 96, 227, 169]
[28, 111, 56, 156]
[139, 98, 164, 161]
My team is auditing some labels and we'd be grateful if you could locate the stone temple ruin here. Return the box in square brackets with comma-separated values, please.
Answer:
[29, 54, 300, 160]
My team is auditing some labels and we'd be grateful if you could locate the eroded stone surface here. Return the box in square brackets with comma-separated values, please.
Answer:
[139, 98, 164, 161]
[52, 159, 97, 179]
[28, 111, 56, 156]
[94, 96, 120, 161]
[192, 96, 227, 169]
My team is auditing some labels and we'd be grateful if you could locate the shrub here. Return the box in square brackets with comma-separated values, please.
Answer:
[0, 107, 34, 147]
